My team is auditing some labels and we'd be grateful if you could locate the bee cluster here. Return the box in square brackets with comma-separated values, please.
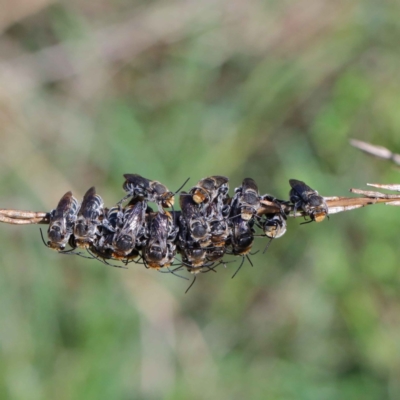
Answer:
[43, 174, 329, 284]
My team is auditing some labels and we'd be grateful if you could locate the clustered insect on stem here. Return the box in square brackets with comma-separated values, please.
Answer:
[2, 167, 400, 291]
[37, 175, 330, 287]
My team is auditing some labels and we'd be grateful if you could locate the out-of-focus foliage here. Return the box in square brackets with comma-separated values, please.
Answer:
[0, 1, 400, 399]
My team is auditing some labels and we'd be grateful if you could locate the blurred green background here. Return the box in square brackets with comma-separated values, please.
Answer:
[1, 1, 400, 399]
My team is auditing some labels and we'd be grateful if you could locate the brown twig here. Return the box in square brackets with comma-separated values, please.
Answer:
[350, 139, 400, 166]
[1, 184, 400, 226]
[0, 209, 50, 224]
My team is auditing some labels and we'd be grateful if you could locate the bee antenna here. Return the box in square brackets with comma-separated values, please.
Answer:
[219, 259, 237, 269]
[173, 177, 191, 195]
[159, 267, 189, 280]
[173, 256, 183, 264]
[170, 265, 185, 273]
[182, 260, 197, 268]
[254, 221, 263, 229]
[246, 254, 254, 267]
[220, 259, 237, 265]
[202, 261, 217, 272]
[39, 228, 50, 248]
[60, 249, 94, 259]
[87, 249, 128, 269]
[227, 213, 242, 221]
[300, 219, 313, 225]
[130, 253, 145, 265]
[262, 237, 274, 254]
[231, 256, 245, 279]
[185, 276, 197, 294]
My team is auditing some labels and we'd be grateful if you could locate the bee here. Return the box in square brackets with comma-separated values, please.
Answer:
[89, 206, 134, 264]
[46, 191, 80, 250]
[257, 212, 287, 254]
[111, 200, 147, 258]
[72, 187, 104, 249]
[204, 196, 230, 262]
[190, 176, 229, 204]
[262, 213, 287, 240]
[234, 178, 261, 221]
[289, 179, 328, 222]
[179, 192, 211, 246]
[91, 202, 143, 264]
[230, 217, 254, 257]
[144, 212, 178, 270]
[178, 237, 224, 293]
[205, 245, 226, 262]
[180, 245, 208, 270]
[120, 174, 189, 212]
[177, 207, 211, 271]
[88, 240, 130, 269]
[227, 195, 255, 278]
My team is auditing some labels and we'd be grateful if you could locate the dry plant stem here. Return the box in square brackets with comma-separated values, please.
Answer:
[0, 209, 50, 224]
[1, 187, 400, 226]
[349, 188, 400, 199]
[0, 215, 48, 224]
[367, 183, 400, 192]
[0, 209, 48, 219]
[350, 139, 400, 166]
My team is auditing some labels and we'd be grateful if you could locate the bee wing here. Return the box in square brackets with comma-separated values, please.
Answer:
[151, 181, 169, 195]
[179, 192, 198, 220]
[212, 175, 229, 187]
[52, 191, 74, 220]
[289, 179, 315, 201]
[123, 174, 151, 189]
[79, 187, 104, 219]
[121, 201, 146, 235]
[198, 177, 215, 190]
[149, 213, 169, 244]
[242, 178, 259, 194]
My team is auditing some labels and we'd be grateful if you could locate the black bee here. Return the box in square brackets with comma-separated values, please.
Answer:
[91, 202, 143, 263]
[179, 192, 211, 247]
[96, 206, 123, 251]
[144, 212, 178, 270]
[289, 179, 329, 222]
[262, 213, 287, 239]
[120, 174, 189, 212]
[88, 239, 131, 269]
[90, 206, 132, 264]
[179, 239, 221, 295]
[190, 176, 229, 205]
[177, 205, 212, 272]
[234, 178, 261, 221]
[204, 196, 230, 262]
[72, 187, 104, 249]
[46, 191, 80, 250]
[180, 244, 208, 271]
[205, 245, 226, 263]
[257, 212, 287, 254]
[227, 195, 255, 277]
[112, 200, 147, 258]
[230, 216, 254, 257]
